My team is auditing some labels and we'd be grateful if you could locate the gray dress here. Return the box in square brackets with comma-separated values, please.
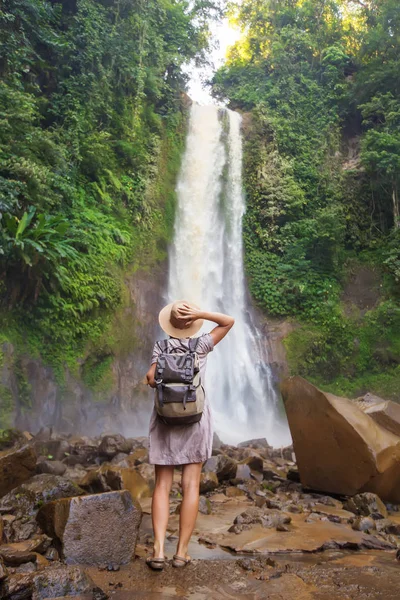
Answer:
[148, 333, 214, 465]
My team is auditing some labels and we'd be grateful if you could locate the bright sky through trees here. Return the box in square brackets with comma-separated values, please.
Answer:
[183, 18, 240, 104]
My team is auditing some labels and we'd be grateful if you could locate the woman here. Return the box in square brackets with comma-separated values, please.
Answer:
[145, 300, 234, 569]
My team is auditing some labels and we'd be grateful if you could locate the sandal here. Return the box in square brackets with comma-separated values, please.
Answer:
[172, 554, 192, 568]
[146, 556, 166, 570]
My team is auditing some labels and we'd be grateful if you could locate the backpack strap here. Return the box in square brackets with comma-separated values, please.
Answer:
[157, 339, 169, 354]
[188, 337, 200, 353]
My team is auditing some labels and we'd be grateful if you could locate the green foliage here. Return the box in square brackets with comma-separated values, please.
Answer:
[216, 0, 400, 396]
[0, 0, 214, 409]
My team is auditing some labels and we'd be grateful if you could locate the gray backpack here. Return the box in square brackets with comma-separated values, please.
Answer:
[154, 338, 205, 425]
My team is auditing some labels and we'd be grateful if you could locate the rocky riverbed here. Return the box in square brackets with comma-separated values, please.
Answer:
[1, 425, 400, 599]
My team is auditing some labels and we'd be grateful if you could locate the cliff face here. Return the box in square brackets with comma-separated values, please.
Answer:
[1, 264, 167, 436]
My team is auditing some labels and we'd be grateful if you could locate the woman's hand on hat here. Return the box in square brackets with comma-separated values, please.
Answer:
[177, 303, 201, 326]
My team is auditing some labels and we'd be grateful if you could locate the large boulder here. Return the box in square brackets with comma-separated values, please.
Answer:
[79, 466, 151, 500]
[281, 376, 400, 502]
[0, 445, 37, 498]
[98, 434, 132, 458]
[37, 490, 142, 566]
[203, 455, 237, 482]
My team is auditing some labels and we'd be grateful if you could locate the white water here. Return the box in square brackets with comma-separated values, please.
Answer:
[167, 104, 291, 447]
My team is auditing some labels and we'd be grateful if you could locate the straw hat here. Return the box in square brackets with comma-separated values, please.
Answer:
[158, 300, 204, 339]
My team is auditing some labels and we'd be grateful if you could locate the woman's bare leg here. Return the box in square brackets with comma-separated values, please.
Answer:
[176, 462, 202, 559]
[152, 464, 174, 559]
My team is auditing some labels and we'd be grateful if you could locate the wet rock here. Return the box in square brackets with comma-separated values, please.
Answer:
[79, 466, 150, 500]
[351, 516, 376, 532]
[0, 445, 37, 498]
[36, 460, 67, 477]
[37, 490, 142, 566]
[344, 493, 388, 519]
[276, 524, 289, 532]
[282, 376, 400, 502]
[198, 496, 212, 515]
[203, 455, 237, 482]
[203, 471, 219, 495]
[271, 445, 295, 462]
[98, 434, 132, 458]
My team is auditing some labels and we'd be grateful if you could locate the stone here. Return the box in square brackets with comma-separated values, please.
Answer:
[0, 545, 37, 566]
[0, 558, 7, 581]
[281, 376, 400, 502]
[79, 466, 151, 500]
[344, 493, 388, 519]
[0, 566, 107, 600]
[0, 537, 51, 561]
[234, 462, 252, 482]
[203, 455, 237, 482]
[238, 456, 263, 473]
[199, 472, 219, 494]
[0, 445, 37, 498]
[198, 496, 212, 515]
[364, 400, 400, 438]
[36, 460, 67, 477]
[98, 434, 132, 458]
[37, 490, 142, 566]
[32, 566, 108, 600]
[238, 438, 271, 450]
[225, 487, 245, 498]
[351, 516, 376, 532]
[32, 439, 70, 462]
[0, 475, 85, 519]
[375, 518, 400, 535]
[0, 475, 85, 543]
[0, 429, 29, 451]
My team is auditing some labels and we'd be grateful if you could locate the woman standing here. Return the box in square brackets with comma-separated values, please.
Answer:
[145, 300, 234, 569]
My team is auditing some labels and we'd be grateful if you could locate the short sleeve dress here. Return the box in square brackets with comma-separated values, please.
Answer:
[148, 333, 214, 465]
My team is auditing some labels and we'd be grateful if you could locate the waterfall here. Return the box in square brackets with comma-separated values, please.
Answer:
[167, 104, 291, 447]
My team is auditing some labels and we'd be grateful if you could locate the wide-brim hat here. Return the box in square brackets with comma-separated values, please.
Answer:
[158, 300, 204, 339]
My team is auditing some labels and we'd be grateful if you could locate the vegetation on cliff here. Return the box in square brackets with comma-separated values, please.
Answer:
[213, 0, 400, 398]
[0, 0, 218, 425]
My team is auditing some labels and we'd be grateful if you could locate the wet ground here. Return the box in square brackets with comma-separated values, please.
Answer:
[88, 550, 400, 599]
[87, 497, 400, 600]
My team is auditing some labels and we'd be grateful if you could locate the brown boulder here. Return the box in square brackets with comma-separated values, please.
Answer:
[0, 445, 37, 498]
[98, 434, 132, 458]
[37, 490, 142, 566]
[79, 465, 151, 500]
[203, 455, 237, 482]
[281, 376, 400, 502]
[199, 472, 219, 494]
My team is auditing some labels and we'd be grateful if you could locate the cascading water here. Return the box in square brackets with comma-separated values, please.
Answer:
[168, 104, 291, 447]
